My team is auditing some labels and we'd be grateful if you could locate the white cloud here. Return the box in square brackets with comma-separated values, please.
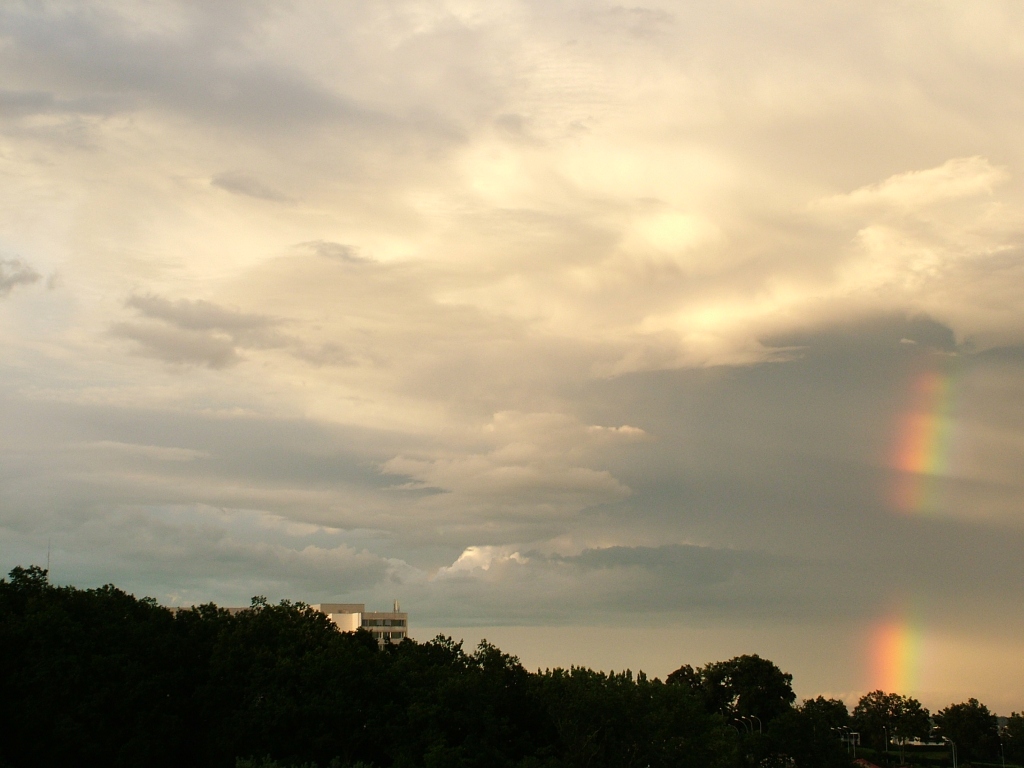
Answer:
[812, 157, 1009, 212]
[380, 412, 638, 526]
[434, 545, 528, 578]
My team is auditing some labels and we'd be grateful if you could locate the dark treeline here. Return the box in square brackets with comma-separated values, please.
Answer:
[1, 566, 1022, 768]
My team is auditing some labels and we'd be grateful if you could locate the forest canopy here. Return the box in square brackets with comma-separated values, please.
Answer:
[0, 566, 1019, 768]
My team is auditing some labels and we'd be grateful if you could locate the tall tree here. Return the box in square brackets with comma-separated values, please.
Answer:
[689, 655, 796, 723]
[1004, 712, 1024, 764]
[934, 699, 1000, 762]
[766, 697, 851, 768]
[852, 690, 930, 762]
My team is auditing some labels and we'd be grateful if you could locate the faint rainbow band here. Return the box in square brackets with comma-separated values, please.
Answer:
[891, 366, 956, 514]
[870, 616, 923, 693]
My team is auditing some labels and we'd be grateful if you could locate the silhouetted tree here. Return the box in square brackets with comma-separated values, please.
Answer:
[1004, 712, 1024, 765]
[17, 564, 1013, 768]
[852, 690, 930, 763]
[766, 697, 851, 768]
[669, 654, 796, 725]
[934, 698, 1000, 763]
[540, 666, 735, 768]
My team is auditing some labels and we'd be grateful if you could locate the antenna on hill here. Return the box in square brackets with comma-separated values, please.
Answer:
[46, 537, 51, 574]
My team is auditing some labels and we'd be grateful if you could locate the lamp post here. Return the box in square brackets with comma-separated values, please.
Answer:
[750, 715, 762, 734]
[831, 726, 850, 755]
[942, 737, 958, 768]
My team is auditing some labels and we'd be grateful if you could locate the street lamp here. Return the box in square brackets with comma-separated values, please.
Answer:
[838, 726, 852, 756]
[942, 737, 958, 768]
[831, 726, 848, 753]
[750, 715, 763, 734]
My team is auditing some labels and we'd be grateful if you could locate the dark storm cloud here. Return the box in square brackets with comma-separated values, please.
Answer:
[763, 314, 960, 355]
[559, 543, 831, 613]
[0, 258, 40, 296]
[972, 345, 1024, 364]
[581, 329, 892, 535]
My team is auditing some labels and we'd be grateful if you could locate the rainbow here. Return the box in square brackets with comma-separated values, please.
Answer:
[890, 363, 957, 513]
[870, 615, 923, 693]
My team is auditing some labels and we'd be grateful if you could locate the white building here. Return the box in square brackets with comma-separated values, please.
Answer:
[312, 600, 408, 646]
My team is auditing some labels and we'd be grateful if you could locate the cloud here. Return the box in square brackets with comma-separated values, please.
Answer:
[392, 541, 862, 625]
[66, 504, 390, 605]
[0, 3, 365, 130]
[813, 157, 1009, 213]
[0, 88, 123, 118]
[434, 545, 528, 578]
[0, 258, 40, 296]
[115, 294, 286, 367]
[112, 320, 241, 368]
[380, 412, 639, 526]
[3, 0, 1024, 707]
[211, 171, 294, 203]
[86, 440, 209, 462]
[298, 241, 369, 264]
[125, 294, 275, 333]
[291, 342, 355, 367]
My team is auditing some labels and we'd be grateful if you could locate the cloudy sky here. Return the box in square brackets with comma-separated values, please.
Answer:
[2, 0, 1024, 711]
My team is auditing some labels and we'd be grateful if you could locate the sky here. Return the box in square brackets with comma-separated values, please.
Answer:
[1, 0, 1024, 713]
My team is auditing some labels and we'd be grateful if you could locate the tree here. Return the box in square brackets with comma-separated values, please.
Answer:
[767, 697, 851, 768]
[540, 666, 734, 768]
[1004, 712, 1024, 764]
[6, 565, 49, 591]
[852, 690, 930, 763]
[670, 655, 796, 725]
[0, 564, 846, 768]
[934, 699, 1000, 763]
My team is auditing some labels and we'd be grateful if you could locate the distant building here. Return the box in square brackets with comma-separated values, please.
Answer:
[311, 600, 408, 646]
[208, 600, 410, 647]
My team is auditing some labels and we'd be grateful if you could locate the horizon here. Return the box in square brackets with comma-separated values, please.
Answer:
[2, 1, 1024, 718]
[18, 564, 1021, 716]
